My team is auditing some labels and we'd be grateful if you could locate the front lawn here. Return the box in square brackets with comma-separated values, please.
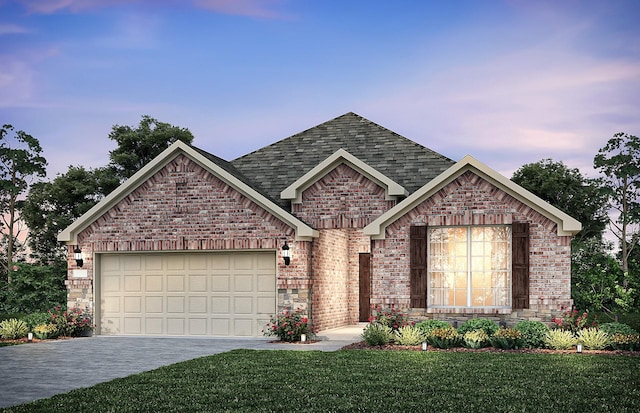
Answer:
[2, 349, 639, 412]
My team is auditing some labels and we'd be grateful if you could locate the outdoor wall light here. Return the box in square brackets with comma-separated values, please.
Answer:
[74, 246, 84, 268]
[282, 241, 291, 266]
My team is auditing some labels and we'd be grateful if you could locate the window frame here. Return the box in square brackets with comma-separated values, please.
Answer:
[426, 224, 512, 309]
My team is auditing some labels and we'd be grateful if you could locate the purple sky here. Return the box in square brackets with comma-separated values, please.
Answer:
[1, 0, 639, 180]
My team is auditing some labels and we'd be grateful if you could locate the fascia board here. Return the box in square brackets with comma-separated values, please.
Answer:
[280, 148, 408, 203]
[364, 155, 582, 239]
[58, 141, 318, 244]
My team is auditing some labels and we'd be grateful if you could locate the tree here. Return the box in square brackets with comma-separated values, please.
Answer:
[0, 124, 47, 280]
[108, 115, 194, 181]
[22, 166, 119, 265]
[594, 132, 640, 274]
[512, 158, 608, 243]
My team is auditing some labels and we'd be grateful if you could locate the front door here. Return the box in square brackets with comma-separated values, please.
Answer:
[359, 253, 371, 322]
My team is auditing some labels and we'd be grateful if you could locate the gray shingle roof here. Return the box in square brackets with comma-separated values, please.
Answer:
[230, 112, 455, 208]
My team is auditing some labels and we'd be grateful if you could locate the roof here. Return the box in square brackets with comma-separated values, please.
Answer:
[364, 155, 583, 239]
[58, 141, 319, 244]
[231, 112, 455, 208]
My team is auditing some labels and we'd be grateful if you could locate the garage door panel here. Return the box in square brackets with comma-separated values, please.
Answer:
[99, 252, 275, 337]
[146, 275, 163, 292]
[146, 296, 163, 313]
[212, 275, 229, 292]
[167, 275, 184, 292]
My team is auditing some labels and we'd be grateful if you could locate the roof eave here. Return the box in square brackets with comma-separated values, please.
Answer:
[364, 155, 582, 239]
[58, 141, 318, 244]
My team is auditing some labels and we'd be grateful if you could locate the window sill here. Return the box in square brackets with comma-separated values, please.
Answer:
[425, 307, 512, 315]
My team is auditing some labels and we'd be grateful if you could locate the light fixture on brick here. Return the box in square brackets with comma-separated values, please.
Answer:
[74, 246, 84, 268]
[282, 241, 291, 266]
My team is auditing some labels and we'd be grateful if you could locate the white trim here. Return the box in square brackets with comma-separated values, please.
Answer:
[280, 148, 408, 203]
[58, 141, 318, 244]
[364, 155, 582, 239]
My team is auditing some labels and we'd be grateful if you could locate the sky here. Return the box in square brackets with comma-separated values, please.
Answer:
[1, 0, 639, 181]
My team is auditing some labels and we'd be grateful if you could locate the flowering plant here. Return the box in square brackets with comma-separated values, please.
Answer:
[49, 306, 94, 337]
[551, 306, 598, 333]
[263, 308, 313, 342]
[369, 304, 413, 331]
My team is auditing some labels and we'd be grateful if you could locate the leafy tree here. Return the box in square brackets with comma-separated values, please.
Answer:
[512, 158, 608, 242]
[0, 262, 66, 314]
[572, 238, 634, 320]
[108, 115, 194, 181]
[0, 124, 46, 280]
[22, 166, 119, 265]
[594, 132, 640, 274]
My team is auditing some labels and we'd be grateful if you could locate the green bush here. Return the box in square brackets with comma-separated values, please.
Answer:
[608, 333, 640, 351]
[0, 318, 29, 339]
[394, 325, 426, 346]
[22, 312, 51, 330]
[514, 320, 550, 348]
[599, 322, 638, 336]
[457, 318, 499, 336]
[0, 263, 66, 314]
[464, 330, 489, 349]
[33, 323, 59, 340]
[544, 329, 577, 350]
[415, 319, 451, 336]
[361, 323, 393, 346]
[576, 328, 609, 350]
[426, 326, 462, 349]
[489, 327, 524, 349]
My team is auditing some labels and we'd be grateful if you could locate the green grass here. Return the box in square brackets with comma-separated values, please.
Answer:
[2, 350, 639, 413]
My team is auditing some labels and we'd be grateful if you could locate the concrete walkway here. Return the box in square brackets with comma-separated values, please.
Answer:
[0, 324, 365, 409]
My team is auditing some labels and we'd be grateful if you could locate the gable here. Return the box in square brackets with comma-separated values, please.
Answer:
[58, 141, 318, 244]
[231, 112, 455, 208]
[364, 155, 582, 239]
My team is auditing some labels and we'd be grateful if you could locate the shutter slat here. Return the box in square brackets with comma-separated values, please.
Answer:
[410, 225, 428, 308]
[512, 222, 530, 309]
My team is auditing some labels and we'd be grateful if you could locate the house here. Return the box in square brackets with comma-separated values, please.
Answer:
[58, 113, 581, 336]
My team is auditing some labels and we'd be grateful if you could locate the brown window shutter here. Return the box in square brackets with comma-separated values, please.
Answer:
[410, 225, 428, 308]
[512, 222, 530, 309]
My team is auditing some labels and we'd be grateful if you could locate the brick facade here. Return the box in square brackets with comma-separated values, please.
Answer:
[370, 170, 572, 325]
[66, 149, 575, 333]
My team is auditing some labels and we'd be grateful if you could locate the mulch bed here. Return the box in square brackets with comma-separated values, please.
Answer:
[341, 341, 640, 356]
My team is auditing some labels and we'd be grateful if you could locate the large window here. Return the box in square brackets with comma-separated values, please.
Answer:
[428, 226, 511, 308]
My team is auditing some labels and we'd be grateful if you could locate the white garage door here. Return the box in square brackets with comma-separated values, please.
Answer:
[98, 252, 276, 337]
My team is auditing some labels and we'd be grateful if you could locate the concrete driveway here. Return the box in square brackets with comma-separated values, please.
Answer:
[0, 325, 364, 409]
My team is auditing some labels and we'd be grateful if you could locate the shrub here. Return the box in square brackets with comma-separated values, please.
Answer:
[370, 305, 412, 331]
[263, 308, 313, 342]
[394, 325, 426, 346]
[361, 323, 393, 346]
[0, 318, 29, 339]
[0, 263, 66, 314]
[457, 318, 499, 337]
[33, 323, 59, 340]
[609, 333, 640, 351]
[415, 319, 451, 336]
[551, 307, 598, 332]
[514, 320, 550, 348]
[544, 329, 577, 350]
[599, 322, 638, 336]
[576, 328, 609, 350]
[22, 312, 51, 331]
[66, 307, 94, 336]
[464, 330, 489, 349]
[426, 326, 462, 349]
[490, 327, 524, 349]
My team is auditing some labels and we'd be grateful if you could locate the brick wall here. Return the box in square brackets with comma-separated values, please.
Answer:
[67, 155, 311, 315]
[370, 170, 573, 323]
[292, 163, 396, 229]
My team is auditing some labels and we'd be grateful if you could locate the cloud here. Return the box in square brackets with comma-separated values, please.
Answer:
[14, 0, 289, 18]
[0, 23, 31, 35]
